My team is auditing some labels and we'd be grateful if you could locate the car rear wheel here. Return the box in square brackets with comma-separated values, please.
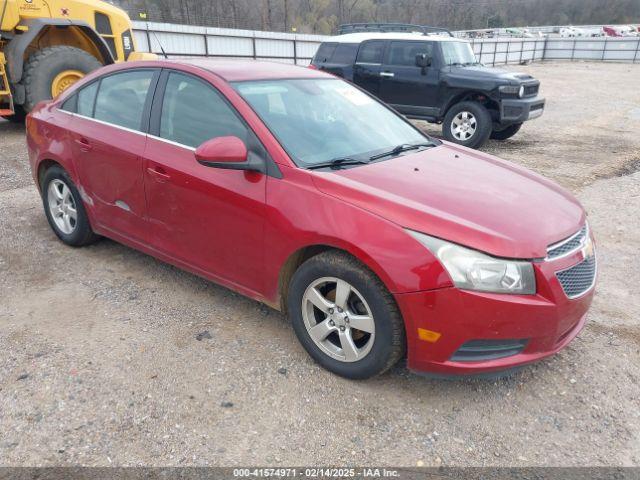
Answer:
[443, 101, 492, 149]
[41, 165, 100, 247]
[287, 251, 405, 379]
[490, 123, 522, 140]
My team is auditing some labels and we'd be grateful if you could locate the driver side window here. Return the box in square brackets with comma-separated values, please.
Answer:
[159, 72, 247, 149]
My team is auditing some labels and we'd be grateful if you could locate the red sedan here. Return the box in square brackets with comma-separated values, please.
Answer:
[26, 60, 596, 379]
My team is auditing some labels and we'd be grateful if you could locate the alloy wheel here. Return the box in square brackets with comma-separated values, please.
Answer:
[47, 179, 77, 235]
[301, 277, 375, 362]
[451, 111, 477, 141]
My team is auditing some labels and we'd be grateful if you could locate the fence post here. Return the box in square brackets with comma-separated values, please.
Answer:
[571, 38, 576, 61]
[601, 36, 607, 61]
[145, 23, 152, 54]
[479, 40, 484, 64]
[532, 39, 537, 63]
[505, 40, 510, 65]
[252, 36, 257, 59]
[542, 36, 548, 61]
[519, 40, 523, 64]
[203, 33, 209, 57]
[634, 37, 640, 63]
[293, 38, 298, 65]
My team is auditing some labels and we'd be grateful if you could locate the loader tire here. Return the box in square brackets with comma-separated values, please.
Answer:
[22, 46, 102, 112]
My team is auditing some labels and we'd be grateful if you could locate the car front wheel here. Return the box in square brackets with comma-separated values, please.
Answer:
[288, 251, 405, 379]
[443, 101, 492, 149]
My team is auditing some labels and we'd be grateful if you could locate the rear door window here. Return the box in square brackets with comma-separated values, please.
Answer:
[313, 43, 337, 64]
[357, 41, 386, 64]
[385, 41, 434, 66]
[330, 44, 358, 64]
[93, 70, 155, 130]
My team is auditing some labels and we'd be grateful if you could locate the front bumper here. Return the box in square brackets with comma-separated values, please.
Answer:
[499, 96, 545, 124]
[395, 244, 595, 375]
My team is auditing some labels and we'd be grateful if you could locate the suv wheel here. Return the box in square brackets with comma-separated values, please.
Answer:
[287, 251, 405, 379]
[490, 123, 522, 141]
[443, 101, 492, 149]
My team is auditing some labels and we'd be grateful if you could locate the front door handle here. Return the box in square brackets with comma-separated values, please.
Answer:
[380, 71, 395, 78]
[75, 138, 93, 152]
[147, 166, 170, 182]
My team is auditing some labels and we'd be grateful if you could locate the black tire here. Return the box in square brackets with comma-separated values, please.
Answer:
[1, 105, 27, 123]
[21, 46, 102, 112]
[287, 251, 405, 379]
[490, 123, 522, 140]
[442, 101, 492, 149]
[41, 165, 100, 247]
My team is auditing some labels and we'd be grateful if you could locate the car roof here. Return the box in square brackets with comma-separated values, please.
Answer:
[167, 59, 332, 82]
[328, 32, 467, 44]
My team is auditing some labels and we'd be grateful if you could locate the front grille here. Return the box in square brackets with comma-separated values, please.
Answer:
[523, 84, 539, 97]
[556, 255, 596, 299]
[451, 339, 528, 362]
[547, 225, 588, 260]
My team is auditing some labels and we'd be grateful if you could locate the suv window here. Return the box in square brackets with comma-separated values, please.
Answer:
[314, 43, 337, 64]
[94, 70, 154, 130]
[330, 44, 358, 64]
[385, 41, 433, 66]
[356, 41, 386, 64]
[159, 72, 247, 149]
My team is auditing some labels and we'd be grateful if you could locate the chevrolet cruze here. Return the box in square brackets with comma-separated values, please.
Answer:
[26, 60, 596, 379]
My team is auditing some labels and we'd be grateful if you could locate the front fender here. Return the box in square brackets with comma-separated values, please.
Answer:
[263, 165, 453, 304]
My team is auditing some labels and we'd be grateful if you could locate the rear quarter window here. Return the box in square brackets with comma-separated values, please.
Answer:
[330, 44, 359, 64]
[313, 43, 337, 64]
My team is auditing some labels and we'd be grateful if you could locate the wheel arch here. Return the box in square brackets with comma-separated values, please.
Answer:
[277, 242, 398, 314]
[442, 90, 500, 117]
[4, 18, 114, 85]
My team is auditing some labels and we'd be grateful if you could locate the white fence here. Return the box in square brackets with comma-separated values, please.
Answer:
[132, 21, 640, 66]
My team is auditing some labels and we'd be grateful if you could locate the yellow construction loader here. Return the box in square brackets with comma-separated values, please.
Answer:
[0, 0, 154, 121]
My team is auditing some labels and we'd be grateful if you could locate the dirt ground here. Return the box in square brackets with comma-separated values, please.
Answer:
[0, 62, 639, 467]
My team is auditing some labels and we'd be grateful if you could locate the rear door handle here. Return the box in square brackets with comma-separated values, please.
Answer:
[147, 166, 170, 182]
[380, 71, 395, 78]
[75, 138, 93, 152]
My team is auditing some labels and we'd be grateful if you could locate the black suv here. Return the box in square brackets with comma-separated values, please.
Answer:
[311, 24, 545, 149]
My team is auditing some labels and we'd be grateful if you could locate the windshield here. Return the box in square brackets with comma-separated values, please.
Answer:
[441, 41, 478, 65]
[233, 79, 430, 167]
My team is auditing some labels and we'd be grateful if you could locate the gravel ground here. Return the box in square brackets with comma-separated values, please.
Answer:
[0, 62, 639, 467]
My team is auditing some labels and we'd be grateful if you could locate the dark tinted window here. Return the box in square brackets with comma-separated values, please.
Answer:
[77, 81, 98, 117]
[313, 43, 337, 63]
[386, 41, 433, 66]
[330, 44, 358, 64]
[357, 41, 386, 64]
[61, 94, 77, 113]
[159, 72, 247, 148]
[94, 12, 113, 34]
[94, 70, 154, 130]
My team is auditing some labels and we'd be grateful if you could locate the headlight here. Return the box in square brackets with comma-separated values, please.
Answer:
[499, 85, 524, 98]
[407, 230, 536, 294]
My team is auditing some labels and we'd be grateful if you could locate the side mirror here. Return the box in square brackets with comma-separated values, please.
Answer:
[195, 136, 265, 174]
[415, 53, 432, 68]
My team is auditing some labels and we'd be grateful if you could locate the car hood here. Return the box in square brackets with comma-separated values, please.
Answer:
[443, 66, 537, 85]
[310, 143, 585, 259]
